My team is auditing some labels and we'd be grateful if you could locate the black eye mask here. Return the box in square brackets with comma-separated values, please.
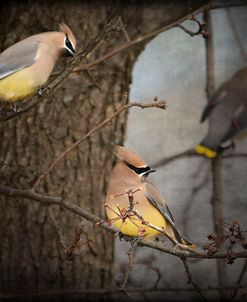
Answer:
[126, 163, 151, 174]
[65, 35, 75, 54]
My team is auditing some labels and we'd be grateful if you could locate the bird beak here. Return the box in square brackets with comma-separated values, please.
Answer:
[142, 168, 156, 177]
[64, 47, 76, 57]
[68, 48, 76, 57]
[71, 48, 76, 56]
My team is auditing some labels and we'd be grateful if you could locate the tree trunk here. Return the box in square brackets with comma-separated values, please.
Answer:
[0, 1, 207, 301]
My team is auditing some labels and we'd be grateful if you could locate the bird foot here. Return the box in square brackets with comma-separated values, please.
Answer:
[130, 236, 142, 248]
[219, 141, 235, 152]
[171, 243, 180, 252]
[0, 101, 21, 114]
[38, 86, 45, 97]
[117, 233, 142, 247]
[117, 231, 124, 241]
[11, 103, 21, 112]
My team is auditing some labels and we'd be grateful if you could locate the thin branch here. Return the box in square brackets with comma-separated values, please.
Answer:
[153, 267, 162, 289]
[152, 149, 196, 168]
[181, 258, 209, 302]
[74, 14, 208, 73]
[1, 184, 247, 260]
[1, 1, 246, 123]
[85, 70, 102, 90]
[73, 1, 247, 75]
[0, 3, 242, 121]
[118, 16, 131, 42]
[152, 149, 247, 169]
[32, 98, 166, 189]
[108, 188, 193, 250]
[230, 259, 247, 301]
[176, 14, 207, 38]
[176, 24, 202, 37]
[120, 243, 137, 291]
[47, 206, 67, 251]
[223, 153, 247, 160]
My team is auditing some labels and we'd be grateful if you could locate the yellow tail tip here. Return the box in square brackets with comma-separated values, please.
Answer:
[183, 240, 196, 250]
[195, 145, 217, 159]
[188, 243, 196, 251]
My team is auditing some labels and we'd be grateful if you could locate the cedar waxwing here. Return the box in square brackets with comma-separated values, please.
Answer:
[105, 146, 195, 250]
[196, 67, 247, 158]
[0, 23, 76, 110]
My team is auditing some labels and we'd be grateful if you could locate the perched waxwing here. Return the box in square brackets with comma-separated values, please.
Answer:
[196, 67, 247, 158]
[0, 23, 76, 109]
[105, 146, 195, 250]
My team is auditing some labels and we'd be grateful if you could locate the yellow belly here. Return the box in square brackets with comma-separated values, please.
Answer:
[0, 69, 36, 102]
[106, 202, 167, 237]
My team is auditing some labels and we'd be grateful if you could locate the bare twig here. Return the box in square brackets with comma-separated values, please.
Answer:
[85, 70, 102, 90]
[32, 98, 166, 189]
[153, 266, 162, 289]
[107, 188, 193, 250]
[230, 259, 247, 301]
[176, 14, 208, 38]
[176, 24, 201, 37]
[152, 149, 196, 168]
[73, 1, 247, 75]
[47, 206, 67, 250]
[181, 258, 209, 302]
[1, 1, 246, 123]
[203, 221, 247, 263]
[48, 207, 93, 260]
[152, 150, 247, 169]
[74, 15, 207, 73]
[120, 242, 137, 291]
[118, 16, 131, 42]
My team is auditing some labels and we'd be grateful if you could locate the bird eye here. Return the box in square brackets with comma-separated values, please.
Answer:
[126, 163, 151, 174]
[65, 35, 75, 54]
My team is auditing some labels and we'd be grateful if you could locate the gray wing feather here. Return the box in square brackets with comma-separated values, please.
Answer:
[0, 38, 39, 80]
[145, 182, 193, 245]
[145, 182, 175, 226]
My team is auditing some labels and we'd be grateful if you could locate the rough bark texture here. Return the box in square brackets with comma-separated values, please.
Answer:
[0, 1, 207, 301]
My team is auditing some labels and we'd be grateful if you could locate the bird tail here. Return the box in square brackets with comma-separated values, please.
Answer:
[179, 234, 196, 250]
[170, 225, 196, 251]
[201, 106, 211, 122]
[195, 144, 218, 159]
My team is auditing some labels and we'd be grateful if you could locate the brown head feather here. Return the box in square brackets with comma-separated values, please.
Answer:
[59, 23, 76, 50]
[115, 146, 147, 168]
